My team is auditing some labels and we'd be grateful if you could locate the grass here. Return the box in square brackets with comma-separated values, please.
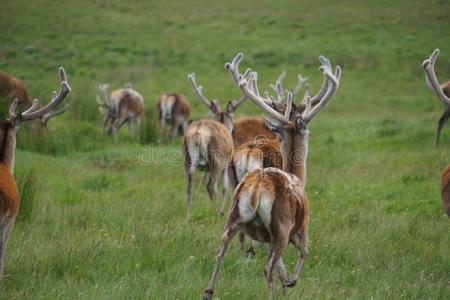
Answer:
[0, 0, 449, 299]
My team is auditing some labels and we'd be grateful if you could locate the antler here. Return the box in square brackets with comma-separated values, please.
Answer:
[293, 74, 309, 99]
[227, 55, 291, 125]
[11, 67, 71, 122]
[40, 102, 69, 126]
[302, 56, 341, 123]
[422, 49, 450, 105]
[187, 73, 220, 113]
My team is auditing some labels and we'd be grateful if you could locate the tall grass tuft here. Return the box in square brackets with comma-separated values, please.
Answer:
[15, 167, 38, 223]
[139, 108, 157, 144]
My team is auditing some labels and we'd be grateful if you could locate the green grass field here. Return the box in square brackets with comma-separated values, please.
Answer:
[0, 0, 449, 299]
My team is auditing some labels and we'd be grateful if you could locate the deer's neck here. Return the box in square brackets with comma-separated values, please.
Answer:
[0, 124, 17, 174]
[281, 131, 308, 186]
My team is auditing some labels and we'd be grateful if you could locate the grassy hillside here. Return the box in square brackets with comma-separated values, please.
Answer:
[0, 0, 449, 299]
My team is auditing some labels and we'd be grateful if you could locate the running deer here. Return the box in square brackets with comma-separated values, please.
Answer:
[202, 53, 340, 300]
[97, 84, 144, 143]
[182, 73, 249, 217]
[157, 93, 191, 144]
[0, 67, 71, 280]
[422, 48, 450, 147]
[441, 165, 450, 217]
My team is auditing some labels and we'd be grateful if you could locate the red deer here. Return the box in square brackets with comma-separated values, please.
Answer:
[202, 53, 340, 300]
[157, 93, 191, 144]
[0, 67, 71, 280]
[97, 83, 144, 143]
[228, 57, 337, 257]
[441, 165, 450, 217]
[182, 73, 250, 217]
[422, 48, 450, 147]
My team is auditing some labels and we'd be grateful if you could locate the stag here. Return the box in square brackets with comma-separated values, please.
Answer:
[422, 48, 450, 147]
[97, 83, 144, 143]
[157, 93, 191, 144]
[0, 67, 71, 280]
[202, 53, 340, 300]
[182, 73, 252, 217]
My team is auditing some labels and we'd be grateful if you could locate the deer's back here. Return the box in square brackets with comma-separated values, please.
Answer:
[183, 119, 233, 168]
[232, 117, 277, 149]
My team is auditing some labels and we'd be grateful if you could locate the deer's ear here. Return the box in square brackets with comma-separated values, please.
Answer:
[264, 117, 286, 140]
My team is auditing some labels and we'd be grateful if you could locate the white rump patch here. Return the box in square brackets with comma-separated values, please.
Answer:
[160, 96, 176, 121]
[257, 191, 273, 227]
[238, 190, 257, 223]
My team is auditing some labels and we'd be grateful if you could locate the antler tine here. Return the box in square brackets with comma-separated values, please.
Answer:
[225, 53, 244, 85]
[20, 67, 71, 121]
[301, 84, 312, 119]
[8, 98, 19, 121]
[187, 73, 214, 110]
[303, 60, 341, 124]
[284, 92, 293, 119]
[41, 102, 69, 125]
[293, 74, 309, 98]
[310, 55, 333, 105]
[422, 49, 450, 105]
[269, 70, 287, 92]
[238, 71, 290, 125]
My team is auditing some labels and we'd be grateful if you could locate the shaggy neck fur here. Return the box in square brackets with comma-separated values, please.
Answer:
[281, 126, 309, 186]
[0, 122, 17, 174]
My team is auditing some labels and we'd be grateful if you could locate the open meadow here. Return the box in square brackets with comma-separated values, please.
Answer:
[0, 0, 449, 299]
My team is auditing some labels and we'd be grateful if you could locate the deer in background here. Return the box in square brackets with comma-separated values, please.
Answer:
[202, 53, 340, 300]
[0, 67, 71, 280]
[97, 83, 144, 143]
[182, 73, 250, 217]
[422, 48, 450, 147]
[157, 93, 191, 144]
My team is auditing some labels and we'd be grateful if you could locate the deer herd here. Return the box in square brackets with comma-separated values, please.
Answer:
[0, 48, 447, 298]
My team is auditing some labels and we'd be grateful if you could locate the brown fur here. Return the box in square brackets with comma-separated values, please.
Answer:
[440, 164, 450, 217]
[232, 117, 276, 148]
[0, 71, 31, 109]
[182, 119, 233, 217]
[441, 81, 450, 98]
[111, 87, 144, 143]
[229, 138, 282, 188]
[157, 93, 191, 143]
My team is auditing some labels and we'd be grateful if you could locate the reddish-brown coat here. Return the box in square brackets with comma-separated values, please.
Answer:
[0, 164, 19, 225]
[232, 117, 276, 149]
[0, 71, 32, 109]
[440, 164, 450, 217]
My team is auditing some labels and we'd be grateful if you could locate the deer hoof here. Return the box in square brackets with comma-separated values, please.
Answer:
[283, 278, 297, 288]
[203, 289, 213, 300]
[244, 249, 255, 259]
